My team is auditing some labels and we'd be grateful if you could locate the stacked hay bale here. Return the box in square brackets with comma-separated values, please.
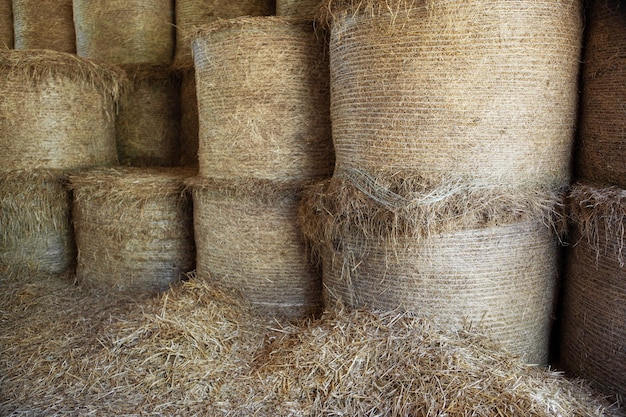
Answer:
[0, 0, 12, 48]
[276, 0, 320, 17]
[0, 50, 123, 275]
[73, 0, 179, 166]
[190, 17, 333, 317]
[69, 168, 195, 294]
[12, 0, 75, 52]
[173, 0, 274, 167]
[299, 0, 583, 364]
[560, 0, 626, 400]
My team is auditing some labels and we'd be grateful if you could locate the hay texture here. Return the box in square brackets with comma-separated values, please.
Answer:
[322, 0, 582, 189]
[0, 50, 122, 172]
[73, 0, 175, 65]
[69, 167, 195, 294]
[561, 183, 626, 400]
[299, 175, 567, 364]
[174, 0, 274, 67]
[576, 0, 626, 188]
[116, 64, 181, 167]
[277, 0, 321, 17]
[191, 177, 322, 318]
[0, 0, 12, 48]
[0, 170, 75, 275]
[192, 17, 334, 181]
[12, 0, 75, 52]
[178, 68, 199, 167]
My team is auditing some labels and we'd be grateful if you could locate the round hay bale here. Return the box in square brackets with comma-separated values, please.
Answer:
[12, 0, 75, 53]
[174, 0, 273, 67]
[116, 64, 181, 167]
[0, 50, 123, 172]
[69, 167, 196, 294]
[323, 0, 582, 189]
[276, 0, 320, 18]
[0, 170, 75, 275]
[0, 0, 12, 49]
[576, 0, 626, 188]
[299, 175, 567, 364]
[73, 0, 175, 65]
[190, 177, 322, 318]
[178, 67, 199, 167]
[192, 17, 334, 181]
[561, 183, 626, 399]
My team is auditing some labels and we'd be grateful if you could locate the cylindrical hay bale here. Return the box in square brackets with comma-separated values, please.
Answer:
[12, 0, 75, 53]
[116, 64, 181, 167]
[191, 178, 322, 318]
[0, 0, 12, 48]
[300, 176, 566, 364]
[0, 50, 122, 172]
[174, 0, 273, 67]
[178, 68, 199, 167]
[576, 0, 626, 188]
[324, 0, 582, 189]
[192, 17, 334, 181]
[0, 170, 75, 275]
[561, 183, 626, 399]
[69, 168, 196, 294]
[73, 0, 174, 65]
[276, 0, 320, 18]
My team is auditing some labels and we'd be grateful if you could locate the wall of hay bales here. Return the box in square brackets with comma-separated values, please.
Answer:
[1, 0, 625, 414]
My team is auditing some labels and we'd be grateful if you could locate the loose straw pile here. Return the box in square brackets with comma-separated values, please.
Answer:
[12, 0, 75, 52]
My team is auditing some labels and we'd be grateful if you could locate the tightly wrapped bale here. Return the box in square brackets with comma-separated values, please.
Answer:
[576, 0, 626, 188]
[0, 170, 75, 275]
[174, 0, 273, 67]
[276, 0, 320, 17]
[0, 0, 12, 48]
[12, 0, 75, 52]
[116, 64, 181, 167]
[177, 67, 199, 167]
[69, 168, 195, 294]
[300, 172, 567, 364]
[192, 17, 334, 181]
[322, 0, 582, 189]
[191, 178, 322, 318]
[73, 0, 175, 65]
[0, 50, 122, 172]
[561, 183, 626, 400]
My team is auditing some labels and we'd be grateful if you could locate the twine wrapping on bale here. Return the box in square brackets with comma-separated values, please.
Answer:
[73, 0, 175, 65]
[321, 0, 582, 189]
[192, 17, 334, 181]
[0, 0, 12, 48]
[12, 0, 75, 53]
[69, 167, 196, 294]
[299, 172, 567, 364]
[0, 50, 123, 172]
[190, 177, 323, 318]
[576, 0, 626, 188]
[277, 0, 321, 17]
[174, 0, 273, 67]
[0, 170, 75, 275]
[116, 64, 181, 167]
[561, 183, 626, 400]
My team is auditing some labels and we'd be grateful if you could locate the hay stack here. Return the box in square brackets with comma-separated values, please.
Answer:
[0, 50, 122, 172]
[116, 64, 180, 167]
[576, 0, 626, 188]
[0, 0, 12, 48]
[0, 170, 75, 275]
[73, 0, 174, 65]
[178, 67, 199, 167]
[191, 178, 322, 318]
[276, 0, 320, 17]
[561, 183, 626, 400]
[192, 17, 333, 181]
[174, 0, 273, 67]
[12, 0, 75, 52]
[69, 168, 195, 294]
[300, 174, 567, 364]
[323, 0, 582, 189]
